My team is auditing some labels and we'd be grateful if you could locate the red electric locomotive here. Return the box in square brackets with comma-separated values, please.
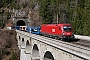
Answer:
[40, 24, 74, 40]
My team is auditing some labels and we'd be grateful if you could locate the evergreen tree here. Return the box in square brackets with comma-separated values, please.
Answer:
[39, 0, 53, 24]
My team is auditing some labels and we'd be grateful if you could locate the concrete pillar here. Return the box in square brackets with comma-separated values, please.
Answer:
[25, 53, 31, 60]
[18, 40, 21, 50]
[20, 48, 25, 60]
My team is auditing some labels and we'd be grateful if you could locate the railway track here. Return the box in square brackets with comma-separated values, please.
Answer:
[31, 34, 90, 50]
[20, 30, 90, 50]
[34, 34, 90, 49]
[70, 39, 90, 48]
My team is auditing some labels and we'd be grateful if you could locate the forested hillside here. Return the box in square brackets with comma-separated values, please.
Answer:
[39, 0, 90, 36]
[0, 0, 19, 28]
[0, 0, 90, 36]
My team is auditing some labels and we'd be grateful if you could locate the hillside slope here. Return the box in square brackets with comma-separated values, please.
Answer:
[0, 30, 19, 60]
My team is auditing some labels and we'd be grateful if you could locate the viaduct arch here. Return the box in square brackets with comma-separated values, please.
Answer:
[44, 51, 54, 60]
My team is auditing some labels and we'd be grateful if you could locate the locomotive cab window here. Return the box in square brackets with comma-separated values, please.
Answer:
[63, 26, 71, 32]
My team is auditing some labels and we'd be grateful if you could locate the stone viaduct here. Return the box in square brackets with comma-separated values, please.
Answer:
[16, 30, 90, 60]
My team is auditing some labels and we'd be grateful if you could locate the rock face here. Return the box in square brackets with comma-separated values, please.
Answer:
[0, 30, 20, 60]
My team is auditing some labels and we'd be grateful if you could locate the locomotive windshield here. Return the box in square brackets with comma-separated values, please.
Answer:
[63, 26, 72, 32]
